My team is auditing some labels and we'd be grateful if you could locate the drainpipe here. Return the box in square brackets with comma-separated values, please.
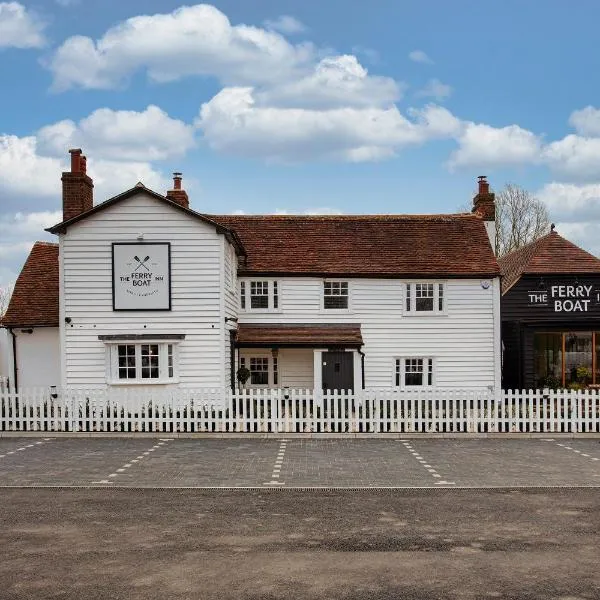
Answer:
[358, 348, 365, 390]
[8, 328, 17, 392]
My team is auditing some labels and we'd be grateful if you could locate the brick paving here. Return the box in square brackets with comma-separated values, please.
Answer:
[0, 437, 600, 487]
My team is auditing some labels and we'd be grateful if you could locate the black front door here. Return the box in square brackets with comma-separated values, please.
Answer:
[322, 351, 354, 391]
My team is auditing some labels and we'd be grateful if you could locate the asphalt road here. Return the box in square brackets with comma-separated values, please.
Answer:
[1, 487, 599, 599]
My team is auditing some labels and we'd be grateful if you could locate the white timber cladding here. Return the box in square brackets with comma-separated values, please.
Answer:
[13, 328, 60, 389]
[60, 192, 227, 388]
[238, 277, 499, 389]
[223, 238, 238, 388]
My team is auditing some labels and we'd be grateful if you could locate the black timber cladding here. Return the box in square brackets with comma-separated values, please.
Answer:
[501, 274, 600, 389]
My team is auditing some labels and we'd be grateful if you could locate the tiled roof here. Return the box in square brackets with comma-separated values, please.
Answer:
[236, 323, 363, 347]
[498, 231, 600, 294]
[2, 242, 59, 327]
[210, 214, 499, 277]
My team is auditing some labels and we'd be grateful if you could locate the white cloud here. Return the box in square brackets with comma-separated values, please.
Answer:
[537, 182, 600, 222]
[409, 50, 433, 64]
[543, 135, 600, 180]
[37, 105, 195, 161]
[256, 55, 402, 109]
[448, 122, 542, 170]
[0, 131, 170, 212]
[48, 4, 315, 91]
[0, 2, 46, 49]
[416, 78, 452, 101]
[196, 87, 458, 163]
[568, 106, 600, 137]
[263, 15, 306, 34]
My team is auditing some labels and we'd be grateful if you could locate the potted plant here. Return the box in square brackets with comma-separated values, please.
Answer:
[236, 366, 250, 389]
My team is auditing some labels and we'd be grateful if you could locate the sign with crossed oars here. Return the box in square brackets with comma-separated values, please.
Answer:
[112, 242, 171, 310]
[133, 255, 151, 271]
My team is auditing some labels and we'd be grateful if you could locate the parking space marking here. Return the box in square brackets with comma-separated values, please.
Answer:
[551, 440, 600, 463]
[0, 438, 53, 460]
[399, 440, 455, 486]
[264, 440, 287, 486]
[91, 439, 173, 485]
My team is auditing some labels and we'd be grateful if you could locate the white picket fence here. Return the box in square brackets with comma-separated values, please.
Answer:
[2, 387, 600, 434]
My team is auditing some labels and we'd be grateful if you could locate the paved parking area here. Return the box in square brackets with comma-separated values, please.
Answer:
[2, 437, 600, 487]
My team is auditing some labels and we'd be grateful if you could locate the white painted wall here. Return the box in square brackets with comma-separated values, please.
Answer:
[60, 192, 229, 389]
[0, 328, 11, 387]
[238, 277, 500, 389]
[14, 327, 60, 389]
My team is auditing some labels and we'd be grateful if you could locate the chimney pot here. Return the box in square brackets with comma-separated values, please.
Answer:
[69, 148, 82, 173]
[173, 172, 182, 190]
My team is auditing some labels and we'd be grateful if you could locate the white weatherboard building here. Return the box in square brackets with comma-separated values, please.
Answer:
[2, 150, 501, 393]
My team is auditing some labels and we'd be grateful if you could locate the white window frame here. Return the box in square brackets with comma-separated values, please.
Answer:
[239, 279, 281, 313]
[240, 355, 277, 388]
[322, 280, 351, 312]
[105, 341, 180, 385]
[405, 282, 446, 315]
[394, 357, 435, 388]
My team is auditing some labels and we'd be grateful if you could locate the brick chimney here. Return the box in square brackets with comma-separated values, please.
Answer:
[62, 148, 93, 221]
[166, 172, 189, 209]
[472, 175, 496, 252]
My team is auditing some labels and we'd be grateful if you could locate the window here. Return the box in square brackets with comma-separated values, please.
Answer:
[273, 356, 278, 385]
[240, 281, 246, 309]
[405, 282, 445, 314]
[109, 342, 177, 384]
[250, 281, 269, 308]
[395, 358, 434, 387]
[249, 357, 269, 385]
[534, 331, 600, 388]
[324, 281, 349, 309]
[240, 280, 280, 311]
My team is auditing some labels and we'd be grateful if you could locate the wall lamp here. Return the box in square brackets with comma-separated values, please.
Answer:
[225, 317, 239, 323]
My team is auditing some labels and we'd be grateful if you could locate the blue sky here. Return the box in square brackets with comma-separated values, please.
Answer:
[2, 0, 600, 287]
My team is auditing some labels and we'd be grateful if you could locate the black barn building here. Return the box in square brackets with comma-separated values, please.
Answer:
[500, 230, 600, 390]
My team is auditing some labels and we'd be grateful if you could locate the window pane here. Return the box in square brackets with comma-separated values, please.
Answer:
[428, 359, 433, 386]
[415, 284, 434, 312]
[240, 281, 246, 309]
[404, 358, 424, 386]
[250, 281, 269, 309]
[141, 344, 160, 379]
[564, 332, 592, 387]
[324, 281, 349, 309]
[438, 284, 444, 312]
[250, 357, 269, 385]
[273, 357, 278, 386]
[117, 345, 136, 380]
[273, 282, 279, 309]
[534, 333, 562, 388]
[168, 344, 174, 378]
[406, 284, 411, 312]
[395, 359, 401, 386]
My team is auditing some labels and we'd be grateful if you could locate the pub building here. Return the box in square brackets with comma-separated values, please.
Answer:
[500, 226, 600, 389]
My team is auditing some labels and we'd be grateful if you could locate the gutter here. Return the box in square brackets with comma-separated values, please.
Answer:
[358, 348, 365, 390]
[8, 327, 17, 392]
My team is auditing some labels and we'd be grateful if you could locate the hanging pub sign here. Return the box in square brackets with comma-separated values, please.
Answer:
[526, 278, 600, 314]
[112, 242, 171, 310]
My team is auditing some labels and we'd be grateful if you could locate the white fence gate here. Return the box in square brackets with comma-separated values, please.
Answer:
[2, 388, 600, 434]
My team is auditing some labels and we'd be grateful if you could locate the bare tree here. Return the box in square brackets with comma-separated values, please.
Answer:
[495, 183, 550, 257]
[0, 283, 13, 319]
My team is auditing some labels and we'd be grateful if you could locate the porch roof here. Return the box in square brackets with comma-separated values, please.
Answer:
[236, 323, 363, 348]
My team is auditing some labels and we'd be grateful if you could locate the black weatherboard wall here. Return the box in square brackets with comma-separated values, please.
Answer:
[501, 275, 600, 389]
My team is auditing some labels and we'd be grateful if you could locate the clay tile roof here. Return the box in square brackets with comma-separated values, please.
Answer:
[208, 214, 499, 277]
[2, 242, 59, 328]
[498, 231, 600, 294]
[236, 323, 363, 347]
